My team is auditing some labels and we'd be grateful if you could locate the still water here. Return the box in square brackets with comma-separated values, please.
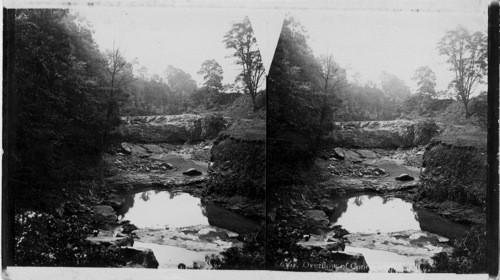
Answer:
[120, 190, 208, 228]
[330, 194, 468, 237]
[118, 189, 259, 233]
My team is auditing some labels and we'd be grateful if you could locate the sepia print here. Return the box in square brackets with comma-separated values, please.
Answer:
[2, 0, 498, 278]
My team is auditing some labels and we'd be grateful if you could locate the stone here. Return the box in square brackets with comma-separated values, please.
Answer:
[331, 226, 349, 238]
[332, 148, 345, 160]
[120, 143, 148, 156]
[372, 168, 386, 175]
[122, 247, 159, 268]
[395, 173, 414, 181]
[227, 231, 239, 238]
[160, 162, 173, 170]
[121, 223, 138, 234]
[91, 205, 117, 224]
[437, 236, 449, 243]
[120, 143, 133, 155]
[183, 168, 202, 176]
[326, 241, 345, 252]
[116, 234, 134, 247]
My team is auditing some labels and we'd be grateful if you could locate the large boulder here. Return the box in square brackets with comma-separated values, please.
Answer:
[121, 247, 159, 268]
[91, 205, 117, 224]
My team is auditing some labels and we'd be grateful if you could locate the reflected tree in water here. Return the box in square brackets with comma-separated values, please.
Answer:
[354, 196, 364, 206]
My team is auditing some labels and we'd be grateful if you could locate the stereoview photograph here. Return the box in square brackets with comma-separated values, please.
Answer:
[3, 7, 265, 269]
[2, 1, 498, 276]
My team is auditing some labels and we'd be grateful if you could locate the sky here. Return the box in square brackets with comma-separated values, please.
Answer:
[294, 9, 487, 94]
[71, 5, 488, 95]
[71, 7, 269, 88]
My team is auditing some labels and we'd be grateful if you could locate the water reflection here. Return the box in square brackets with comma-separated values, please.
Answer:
[119, 190, 209, 228]
[117, 189, 259, 233]
[330, 194, 469, 237]
[330, 195, 420, 233]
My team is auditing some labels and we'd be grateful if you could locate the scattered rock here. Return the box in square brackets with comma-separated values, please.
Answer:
[122, 247, 159, 268]
[183, 168, 202, 176]
[395, 173, 414, 181]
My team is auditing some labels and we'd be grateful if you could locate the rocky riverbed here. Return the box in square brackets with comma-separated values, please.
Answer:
[83, 113, 264, 269]
[270, 120, 485, 273]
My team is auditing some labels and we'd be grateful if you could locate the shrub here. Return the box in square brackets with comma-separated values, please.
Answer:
[14, 211, 125, 267]
[414, 119, 440, 145]
[430, 225, 486, 273]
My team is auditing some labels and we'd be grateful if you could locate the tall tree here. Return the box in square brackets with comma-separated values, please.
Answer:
[103, 46, 134, 135]
[223, 17, 265, 112]
[314, 53, 348, 149]
[412, 66, 437, 96]
[316, 53, 348, 95]
[437, 25, 487, 118]
[198, 59, 224, 92]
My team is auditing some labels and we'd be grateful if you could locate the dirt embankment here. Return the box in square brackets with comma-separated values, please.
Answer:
[113, 114, 228, 143]
[327, 119, 441, 149]
[204, 119, 266, 220]
[416, 126, 487, 225]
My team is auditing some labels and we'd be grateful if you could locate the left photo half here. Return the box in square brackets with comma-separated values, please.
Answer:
[3, 7, 266, 270]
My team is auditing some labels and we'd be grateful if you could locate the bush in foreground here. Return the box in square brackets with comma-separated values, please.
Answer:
[15, 211, 125, 267]
[430, 226, 486, 273]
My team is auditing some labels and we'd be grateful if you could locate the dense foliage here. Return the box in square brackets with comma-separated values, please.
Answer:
[431, 226, 486, 273]
[13, 10, 111, 183]
[15, 211, 125, 267]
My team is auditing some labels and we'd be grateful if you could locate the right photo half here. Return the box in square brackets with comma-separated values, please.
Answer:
[267, 8, 489, 274]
